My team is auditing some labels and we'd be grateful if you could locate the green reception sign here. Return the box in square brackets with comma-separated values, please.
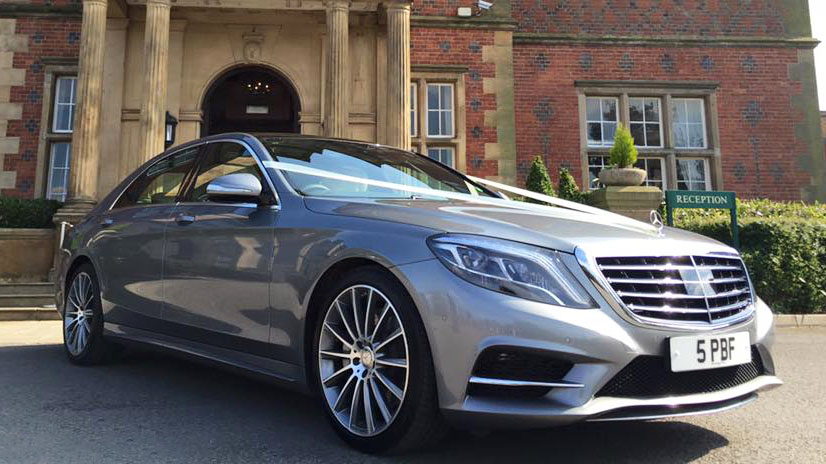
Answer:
[665, 190, 739, 249]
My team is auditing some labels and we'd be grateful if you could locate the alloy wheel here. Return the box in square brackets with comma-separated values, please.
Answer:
[318, 285, 410, 437]
[65, 272, 95, 356]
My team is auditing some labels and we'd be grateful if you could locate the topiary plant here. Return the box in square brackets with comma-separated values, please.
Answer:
[608, 123, 638, 168]
[557, 167, 584, 203]
[525, 155, 555, 202]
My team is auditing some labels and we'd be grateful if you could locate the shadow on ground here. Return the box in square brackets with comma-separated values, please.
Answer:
[0, 344, 728, 463]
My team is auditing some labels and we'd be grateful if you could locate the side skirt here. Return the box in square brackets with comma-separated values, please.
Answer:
[103, 322, 309, 393]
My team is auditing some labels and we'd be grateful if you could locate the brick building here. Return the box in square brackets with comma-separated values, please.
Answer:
[0, 0, 823, 216]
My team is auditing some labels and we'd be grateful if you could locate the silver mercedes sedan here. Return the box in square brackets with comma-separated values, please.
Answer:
[56, 133, 781, 453]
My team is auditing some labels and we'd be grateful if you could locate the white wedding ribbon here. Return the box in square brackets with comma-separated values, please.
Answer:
[262, 160, 657, 233]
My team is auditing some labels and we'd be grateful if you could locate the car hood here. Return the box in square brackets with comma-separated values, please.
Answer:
[303, 197, 736, 257]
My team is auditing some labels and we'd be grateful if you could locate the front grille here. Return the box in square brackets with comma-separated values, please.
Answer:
[596, 255, 753, 324]
[596, 346, 764, 398]
[467, 347, 573, 398]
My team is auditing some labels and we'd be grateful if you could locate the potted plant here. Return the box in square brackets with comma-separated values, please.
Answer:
[598, 123, 647, 186]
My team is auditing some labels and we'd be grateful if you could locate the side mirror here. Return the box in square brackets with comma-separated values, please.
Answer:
[206, 173, 262, 202]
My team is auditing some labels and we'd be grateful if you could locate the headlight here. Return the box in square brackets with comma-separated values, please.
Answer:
[427, 234, 596, 308]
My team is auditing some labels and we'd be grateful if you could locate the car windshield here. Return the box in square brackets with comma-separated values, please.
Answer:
[259, 137, 495, 199]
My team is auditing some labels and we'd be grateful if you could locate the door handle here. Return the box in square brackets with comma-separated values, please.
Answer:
[100, 218, 114, 228]
[175, 214, 196, 225]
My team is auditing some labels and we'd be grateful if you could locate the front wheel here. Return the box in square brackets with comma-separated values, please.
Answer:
[312, 267, 446, 453]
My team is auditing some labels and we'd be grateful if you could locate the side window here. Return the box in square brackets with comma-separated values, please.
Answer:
[187, 142, 268, 203]
[113, 147, 199, 209]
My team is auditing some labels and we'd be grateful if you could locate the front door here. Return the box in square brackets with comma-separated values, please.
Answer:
[95, 146, 200, 328]
[162, 141, 277, 354]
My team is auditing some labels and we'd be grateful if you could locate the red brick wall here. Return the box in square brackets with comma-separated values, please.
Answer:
[411, 27, 500, 178]
[512, 0, 788, 36]
[513, 44, 809, 200]
[5, 16, 80, 198]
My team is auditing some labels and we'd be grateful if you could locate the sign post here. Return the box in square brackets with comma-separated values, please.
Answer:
[665, 190, 739, 249]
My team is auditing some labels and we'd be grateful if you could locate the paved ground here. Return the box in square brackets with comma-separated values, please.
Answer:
[1, 322, 824, 463]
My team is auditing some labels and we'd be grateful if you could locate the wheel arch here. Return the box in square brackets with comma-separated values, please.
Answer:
[61, 254, 97, 314]
[301, 257, 433, 389]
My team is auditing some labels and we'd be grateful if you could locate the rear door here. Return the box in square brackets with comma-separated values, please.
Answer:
[94, 145, 200, 328]
[161, 140, 277, 354]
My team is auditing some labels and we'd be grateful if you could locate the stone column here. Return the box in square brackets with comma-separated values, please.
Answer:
[138, 0, 171, 163]
[324, 0, 349, 138]
[384, 1, 411, 150]
[59, 0, 108, 220]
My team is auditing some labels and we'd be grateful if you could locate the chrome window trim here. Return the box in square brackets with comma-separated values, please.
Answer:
[108, 137, 281, 212]
[107, 142, 207, 212]
[575, 247, 756, 332]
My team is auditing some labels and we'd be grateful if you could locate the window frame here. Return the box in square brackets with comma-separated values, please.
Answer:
[410, 83, 417, 138]
[425, 82, 455, 139]
[676, 157, 712, 191]
[35, 63, 78, 201]
[426, 146, 455, 168]
[410, 70, 466, 172]
[671, 97, 708, 150]
[585, 96, 619, 147]
[587, 154, 666, 191]
[628, 97, 664, 148]
[577, 82, 720, 192]
[45, 142, 72, 202]
[51, 76, 77, 134]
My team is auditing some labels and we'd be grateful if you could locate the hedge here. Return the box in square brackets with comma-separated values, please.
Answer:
[672, 200, 826, 314]
[0, 197, 61, 229]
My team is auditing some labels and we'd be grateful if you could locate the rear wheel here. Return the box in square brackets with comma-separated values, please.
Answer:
[312, 267, 446, 453]
[63, 263, 115, 365]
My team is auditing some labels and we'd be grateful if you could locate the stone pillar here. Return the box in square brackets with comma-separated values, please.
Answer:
[384, 1, 411, 150]
[138, 0, 171, 163]
[324, 0, 349, 138]
[57, 0, 107, 222]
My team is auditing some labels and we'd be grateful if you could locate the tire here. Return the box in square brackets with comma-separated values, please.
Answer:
[311, 266, 447, 454]
[63, 262, 116, 365]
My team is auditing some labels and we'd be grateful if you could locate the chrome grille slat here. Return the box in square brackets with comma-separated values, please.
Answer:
[618, 288, 749, 300]
[707, 300, 752, 313]
[606, 277, 746, 285]
[626, 304, 709, 314]
[599, 264, 741, 272]
[596, 255, 754, 325]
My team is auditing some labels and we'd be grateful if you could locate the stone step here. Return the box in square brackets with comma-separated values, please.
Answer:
[0, 306, 60, 321]
[0, 282, 54, 296]
[0, 294, 55, 308]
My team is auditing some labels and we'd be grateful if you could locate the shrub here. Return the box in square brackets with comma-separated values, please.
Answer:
[525, 156, 555, 202]
[0, 197, 61, 228]
[557, 167, 587, 203]
[672, 200, 826, 314]
[608, 123, 638, 168]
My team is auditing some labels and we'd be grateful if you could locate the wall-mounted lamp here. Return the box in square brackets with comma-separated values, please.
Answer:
[165, 111, 178, 149]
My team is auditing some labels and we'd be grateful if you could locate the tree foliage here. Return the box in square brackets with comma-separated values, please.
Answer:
[557, 167, 586, 203]
[525, 156, 555, 201]
[608, 123, 639, 168]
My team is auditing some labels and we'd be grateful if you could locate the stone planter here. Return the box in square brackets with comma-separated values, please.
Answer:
[587, 186, 664, 222]
[598, 167, 647, 187]
[0, 228, 56, 282]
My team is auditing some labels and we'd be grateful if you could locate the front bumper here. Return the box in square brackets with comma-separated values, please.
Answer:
[392, 258, 781, 429]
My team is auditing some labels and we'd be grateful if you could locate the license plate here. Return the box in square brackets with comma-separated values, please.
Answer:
[669, 332, 751, 372]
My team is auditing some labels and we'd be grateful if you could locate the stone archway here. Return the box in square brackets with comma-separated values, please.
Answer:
[201, 65, 300, 136]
